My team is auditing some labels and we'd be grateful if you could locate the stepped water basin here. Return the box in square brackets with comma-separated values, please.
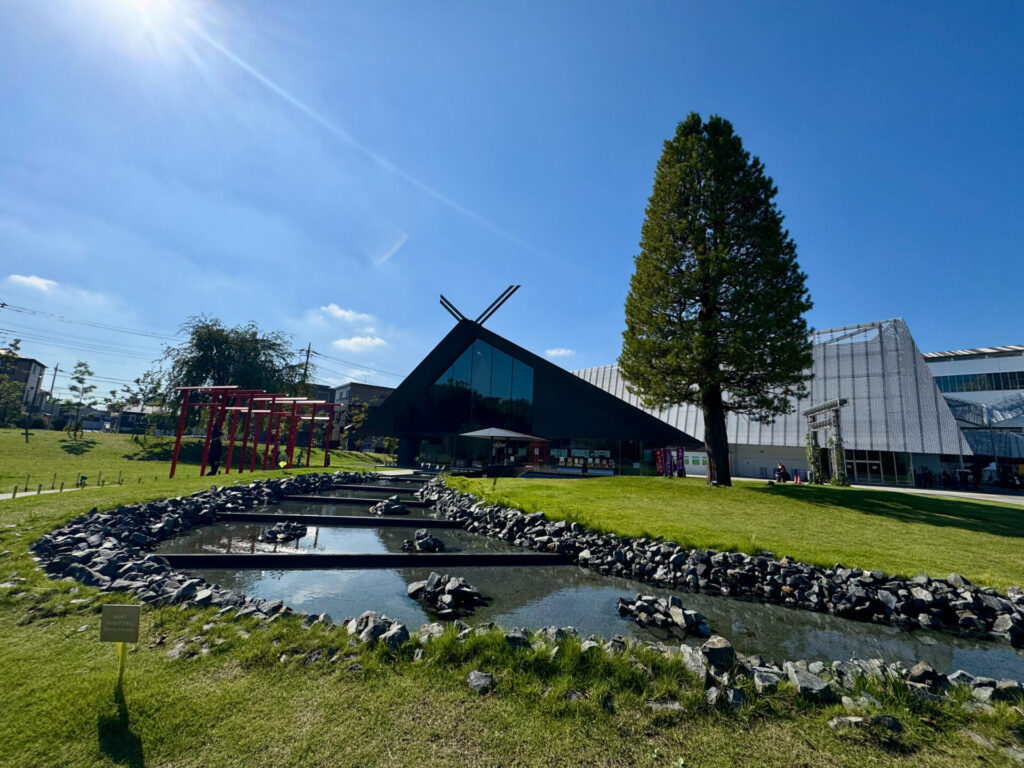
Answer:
[154, 522, 522, 556]
[160, 522, 1024, 680]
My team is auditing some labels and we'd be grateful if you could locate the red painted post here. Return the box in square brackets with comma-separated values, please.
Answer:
[169, 389, 191, 479]
[323, 405, 336, 467]
[199, 391, 220, 477]
[306, 405, 316, 467]
[250, 412, 261, 472]
[285, 400, 300, 467]
[271, 413, 284, 469]
[263, 397, 277, 470]
[224, 407, 239, 475]
[238, 396, 254, 474]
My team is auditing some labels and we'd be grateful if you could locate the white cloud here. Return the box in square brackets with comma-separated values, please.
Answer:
[320, 303, 374, 324]
[545, 348, 575, 358]
[344, 369, 376, 382]
[373, 233, 408, 266]
[332, 335, 387, 352]
[7, 274, 58, 292]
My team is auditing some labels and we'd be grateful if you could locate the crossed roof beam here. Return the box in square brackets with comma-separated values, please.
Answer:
[439, 285, 520, 326]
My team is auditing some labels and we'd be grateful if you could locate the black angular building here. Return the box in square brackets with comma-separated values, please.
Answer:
[364, 317, 699, 475]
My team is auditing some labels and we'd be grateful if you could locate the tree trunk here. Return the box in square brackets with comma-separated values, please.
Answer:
[701, 387, 732, 486]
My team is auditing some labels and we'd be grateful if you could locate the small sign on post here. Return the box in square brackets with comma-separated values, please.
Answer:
[100, 604, 140, 689]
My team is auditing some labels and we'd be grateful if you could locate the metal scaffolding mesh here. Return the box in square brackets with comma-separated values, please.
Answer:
[574, 319, 971, 456]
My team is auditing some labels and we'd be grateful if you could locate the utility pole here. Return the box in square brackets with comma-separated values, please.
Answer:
[48, 363, 59, 419]
[301, 343, 311, 394]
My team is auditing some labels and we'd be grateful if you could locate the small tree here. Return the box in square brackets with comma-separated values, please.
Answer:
[65, 361, 96, 441]
[0, 338, 25, 428]
[620, 113, 813, 486]
[121, 370, 166, 444]
[103, 389, 126, 428]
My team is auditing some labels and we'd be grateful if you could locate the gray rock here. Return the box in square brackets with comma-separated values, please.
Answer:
[505, 628, 531, 649]
[907, 661, 942, 690]
[700, 635, 735, 671]
[165, 641, 187, 659]
[869, 715, 903, 734]
[753, 670, 780, 694]
[380, 623, 409, 650]
[466, 670, 493, 694]
[785, 663, 834, 702]
[646, 698, 684, 712]
[358, 617, 389, 645]
[679, 645, 709, 688]
[828, 715, 864, 731]
[407, 580, 427, 599]
[724, 687, 746, 710]
[947, 573, 972, 589]
[994, 679, 1023, 701]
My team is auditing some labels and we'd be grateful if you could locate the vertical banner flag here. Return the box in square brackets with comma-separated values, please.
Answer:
[675, 447, 686, 477]
[654, 448, 665, 476]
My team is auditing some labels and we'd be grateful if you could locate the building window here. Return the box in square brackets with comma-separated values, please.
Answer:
[933, 371, 1024, 393]
[402, 340, 534, 434]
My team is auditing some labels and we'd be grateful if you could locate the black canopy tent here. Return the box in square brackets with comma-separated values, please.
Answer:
[460, 427, 548, 470]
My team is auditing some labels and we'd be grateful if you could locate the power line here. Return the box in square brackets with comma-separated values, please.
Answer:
[310, 350, 403, 378]
[0, 327, 162, 361]
[0, 301, 180, 341]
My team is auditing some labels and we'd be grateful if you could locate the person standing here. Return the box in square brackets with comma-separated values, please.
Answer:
[207, 430, 223, 475]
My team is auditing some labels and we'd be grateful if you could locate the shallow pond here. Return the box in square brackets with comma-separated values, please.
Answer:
[154, 523, 522, 556]
[171, 547, 1024, 680]
[273, 499, 438, 520]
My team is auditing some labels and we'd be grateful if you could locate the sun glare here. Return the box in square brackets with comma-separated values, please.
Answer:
[91, 0, 207, 63]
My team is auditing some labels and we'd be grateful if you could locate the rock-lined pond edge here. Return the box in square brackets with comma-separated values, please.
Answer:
[24, 471, 1024, 726]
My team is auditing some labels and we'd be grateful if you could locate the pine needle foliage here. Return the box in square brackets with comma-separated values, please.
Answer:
[620, 113, 813, 485]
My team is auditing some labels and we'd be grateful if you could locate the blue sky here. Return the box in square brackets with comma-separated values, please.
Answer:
[1, 1, 1021, 400]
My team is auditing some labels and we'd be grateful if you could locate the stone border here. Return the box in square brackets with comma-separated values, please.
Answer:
[25, 472, 1024, 721]
[30, 472, 376, 620]
[418, 477, 1024, 649]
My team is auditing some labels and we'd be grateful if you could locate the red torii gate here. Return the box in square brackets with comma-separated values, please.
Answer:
[168, 386, 344, 479]
[169, 386, 237, 479]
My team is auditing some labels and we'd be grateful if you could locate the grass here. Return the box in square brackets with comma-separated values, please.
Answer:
[449, 475, 1024, 591]
[0, 458, 1021, 765]
[0, 428, 391, 493]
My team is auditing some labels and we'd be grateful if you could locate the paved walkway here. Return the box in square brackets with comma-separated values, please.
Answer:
[846, 482, 1024, 507]
[687, 471, 1024, 506]
[0, 486, 81, 501]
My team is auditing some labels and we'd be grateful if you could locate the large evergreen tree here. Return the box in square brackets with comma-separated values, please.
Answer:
[620, 113, 813, 486]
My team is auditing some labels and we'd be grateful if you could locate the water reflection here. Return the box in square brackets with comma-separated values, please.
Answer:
[154, 522, 524, 556]
[159, 498, 1024, 680]
[276, 500, 437, 520]
[182, 558, 1024, 680]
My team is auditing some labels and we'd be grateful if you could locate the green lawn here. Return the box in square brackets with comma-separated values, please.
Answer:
[0, 456, 1021, 765]
[2, 482, 1022, 767]
[0, 428, 391, 492]
[450, 476, 1024, 591]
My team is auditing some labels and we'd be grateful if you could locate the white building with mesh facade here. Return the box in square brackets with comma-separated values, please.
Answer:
[574, 319, 1024, 486]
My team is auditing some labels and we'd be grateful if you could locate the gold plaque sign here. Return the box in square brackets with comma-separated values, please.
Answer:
[100, 604, 140, 643]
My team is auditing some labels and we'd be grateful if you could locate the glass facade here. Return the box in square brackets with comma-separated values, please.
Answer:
[405, 339, 534, 436]
[934, 371, 1024, 393]
[842, 449, 912, 485]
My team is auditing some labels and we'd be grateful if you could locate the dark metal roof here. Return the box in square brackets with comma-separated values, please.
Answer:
[364, 320, 700, 447]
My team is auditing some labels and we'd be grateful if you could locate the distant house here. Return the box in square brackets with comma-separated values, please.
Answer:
[76, 405, 108, 432]
[0, 352, 47, 408]
[330, 382, 395, 449]
[117, 405, 164, 434]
